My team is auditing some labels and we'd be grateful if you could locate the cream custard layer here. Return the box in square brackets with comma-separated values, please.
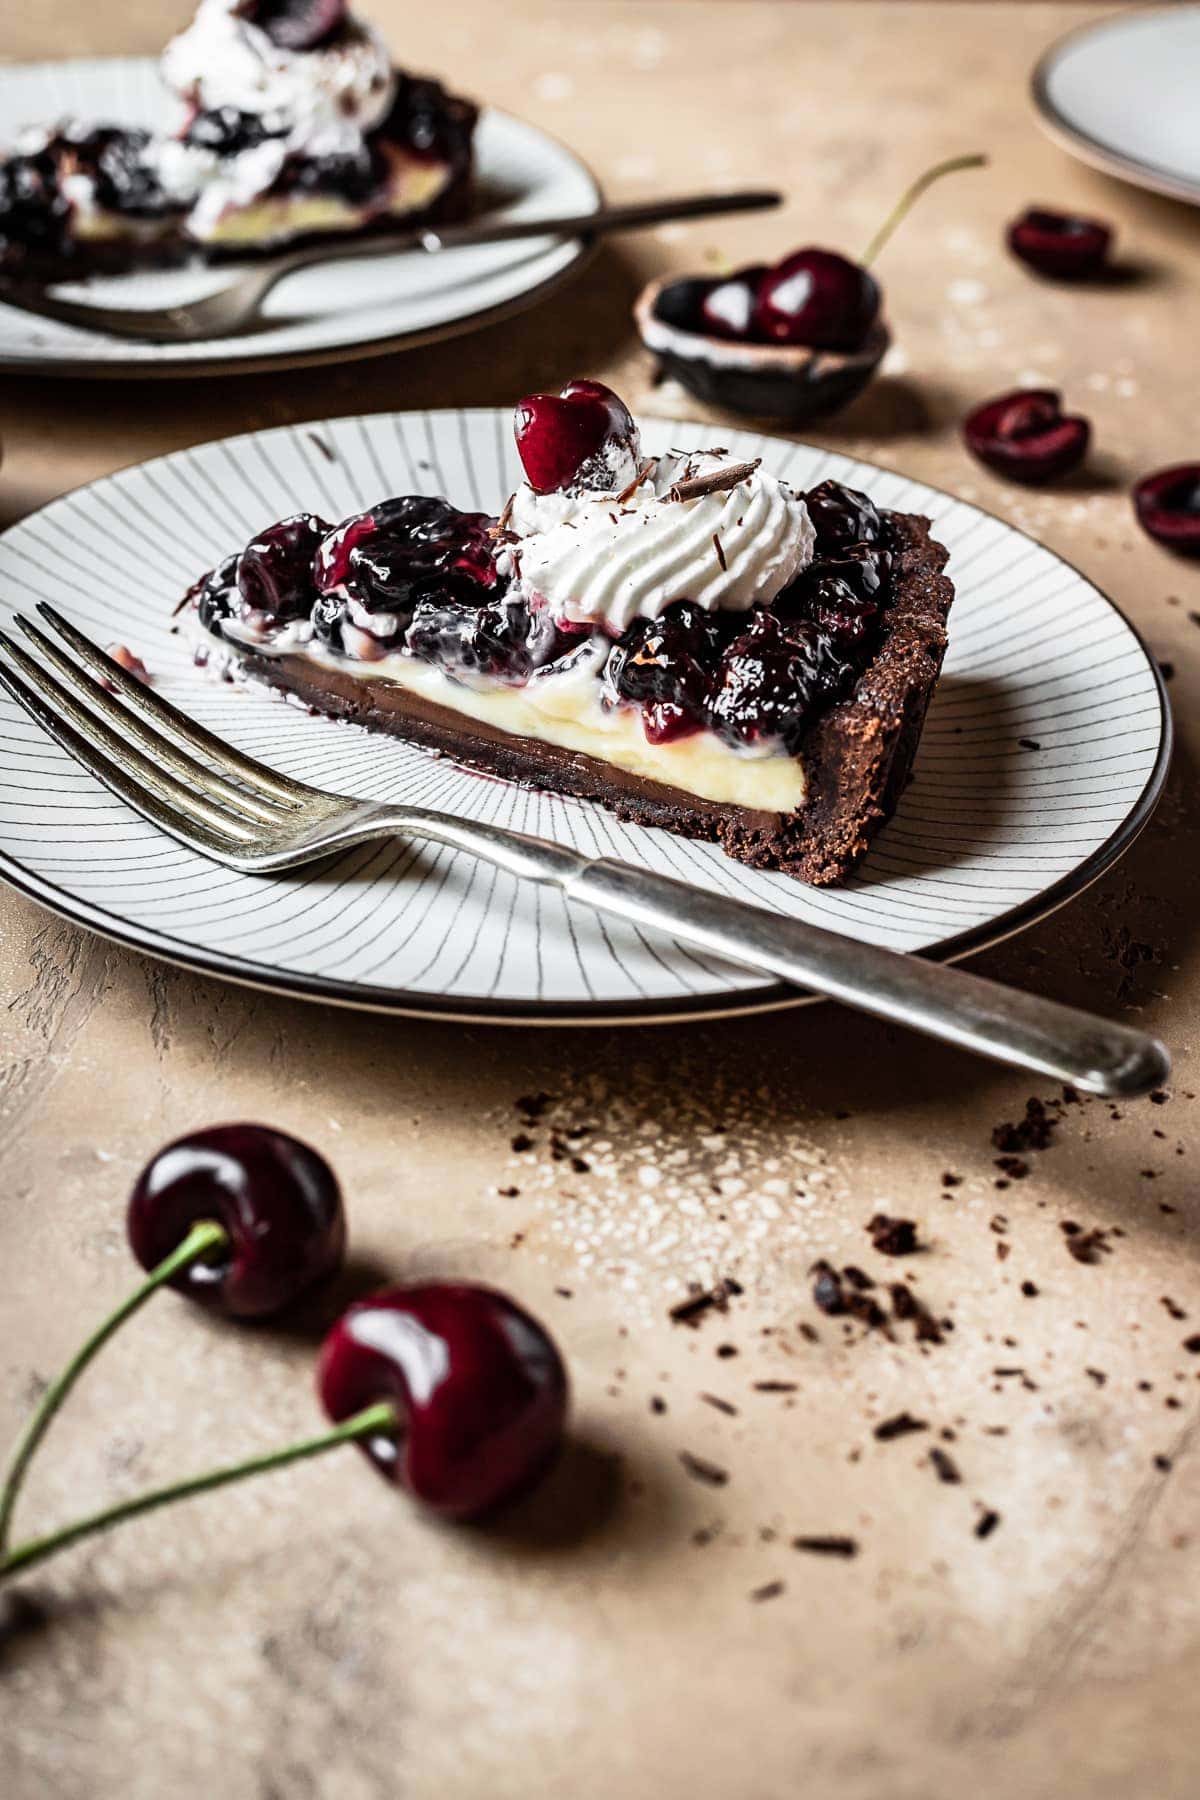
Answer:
[206, 624, 807, 813]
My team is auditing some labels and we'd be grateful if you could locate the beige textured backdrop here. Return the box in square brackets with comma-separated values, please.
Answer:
[2, 5, 1199, 1797]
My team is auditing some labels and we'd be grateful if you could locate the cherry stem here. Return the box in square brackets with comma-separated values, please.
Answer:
[0, 1219, 229, 1555]
[860, 153, 988, 269]
[0, 1401, 399, 1582]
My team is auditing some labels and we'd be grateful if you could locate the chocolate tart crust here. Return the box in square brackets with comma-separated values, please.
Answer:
[207, 512, 953, 886]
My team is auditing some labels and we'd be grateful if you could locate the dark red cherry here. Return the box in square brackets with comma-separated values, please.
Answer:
[699, 264, 768, 340]
[1007, 207, 1113, 281]
[1133, 465, 1200, 557]
[237, 512, 329, 626]
[127, 1124, 345, 1319]
[240, 0, 346, 51]
[753, 249, 880, 352]
[514, 379, 637, 495]
[962, 389, 1090, 484]
[316, 1284, 568, 1519]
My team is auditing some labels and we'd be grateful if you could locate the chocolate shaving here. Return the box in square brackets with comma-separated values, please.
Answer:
[615, 456, 656, 505]
[712, 532, 727, 572]
[975, 1509, 1001, 1539]
[929, 1447, 962, 1485]
[874, 1412, 927, 1442]
[679, 1450, 729, 1487]
[750, 1580, 785, 1602]
[866, 1214, 919, 1256]
[792, 1534, 859, 1558]
[669, 458, 761, 504]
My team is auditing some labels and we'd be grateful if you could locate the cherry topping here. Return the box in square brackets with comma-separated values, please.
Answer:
[804, 479, 883, 549]
[514, 379, 638, 495]
[603, 600, 722, 722]
[753, 249, 881, 352]
[699, 265, 768, 340]
[315, 497, 497, 615]
[1007, 207, 1113, 281]
[405, 592, 563, 682]
[707, 609, 853, 752]
[1133, 465, 1200, 557]
[962, 388, 1090, 484]
[127, 1125, 345, 1319]
[237, 512, 329, 626]
[317, 1284, 568, 1519]
[240, 0, 347, 52]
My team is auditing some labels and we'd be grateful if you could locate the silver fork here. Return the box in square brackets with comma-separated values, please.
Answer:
[0, 605, 1169, 1097]
[0, 188, 780, 344]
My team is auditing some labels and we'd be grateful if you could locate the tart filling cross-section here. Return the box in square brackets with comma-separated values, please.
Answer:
[180, 380, 955, 884]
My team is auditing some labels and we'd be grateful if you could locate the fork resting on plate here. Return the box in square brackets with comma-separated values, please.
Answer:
[0, 605, 1169, 1098]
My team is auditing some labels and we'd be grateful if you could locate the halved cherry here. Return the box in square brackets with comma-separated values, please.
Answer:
[1133, 465, 1200, 557]
[240, 0, 346, 52]
[1007, 208, 1113, 281]
[962, 388, 1090, 484]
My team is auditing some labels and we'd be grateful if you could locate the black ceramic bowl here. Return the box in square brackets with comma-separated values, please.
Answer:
[635, 274, 890, 427]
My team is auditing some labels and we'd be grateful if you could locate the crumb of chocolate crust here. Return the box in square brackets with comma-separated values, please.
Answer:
[867, 1213, 919, 1256]
[750, 1580, 784, 1602]
[650, 1396, 667, 1415]
[975, 1509, 1001, 1539]
[890, 1283, 943, 1343]
[1021, 1280, 1039, 1297]
[1085, 1367, 1107, 1386]
[941, 1172, 963, 1188]
[874, 1411, 928, 1442]
[992, 1097, 1058, 1156]
[929, 1448, 962, 1484]
[799, 1323, 820, 1344]
[716, 1343, 738, 1359]
[841, 1264, 876, 1290]
[1150, 1090, 1170, 1105]
[996, 1242, 1011, 1262]
[753, 1381, 799, 1393]
[1065, 1226, 1112, 1265]
[554, 1287, 572, 1299]
[515, 1091, 555, 1120]
[792, 1535, 859, 1558]
[510, 1132, 534, 1153]
[994, 1155, 1029, 1180]
[1154, 1455, 1173, 1472]
[679, 1451, 729, 1487]
[1162, 1296, 1188, 1321]
[1183, 1335, 1200, 1355]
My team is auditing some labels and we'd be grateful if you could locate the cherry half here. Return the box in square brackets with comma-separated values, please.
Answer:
[700, 264, 768, 340]
[318, 1284, 568, 1519]
[1133, 465, 1200, 557]
[127, 1124, 346, 1319]
[1007, 207, 1113, 281]
[237, 512, 329, 627]
[962, 388, 1090, 484]
[514, 379, 638, 495]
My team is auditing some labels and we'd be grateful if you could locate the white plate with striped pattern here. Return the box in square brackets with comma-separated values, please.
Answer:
[0, 412, 1171, 1022]
[0, 59, 600, 378]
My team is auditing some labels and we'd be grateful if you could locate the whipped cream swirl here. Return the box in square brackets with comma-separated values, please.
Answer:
[162, 0, 396, 157]
[505, 451, 815, 633]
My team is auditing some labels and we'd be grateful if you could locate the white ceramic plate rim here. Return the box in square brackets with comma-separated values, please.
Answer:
[1032, 5, 1200, 207]
[0, 420, 1172, 1025]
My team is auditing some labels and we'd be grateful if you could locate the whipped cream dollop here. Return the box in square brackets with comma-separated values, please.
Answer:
[505, 451, 815, 633]
[162, 0, 396, 157]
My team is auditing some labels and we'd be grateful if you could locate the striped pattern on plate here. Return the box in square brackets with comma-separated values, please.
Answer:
[0, 59, 600, 376]
[0, 412, 1170, 1021]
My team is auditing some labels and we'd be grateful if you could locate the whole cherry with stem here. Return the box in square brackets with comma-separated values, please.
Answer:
[0, 1123, 346, 1556]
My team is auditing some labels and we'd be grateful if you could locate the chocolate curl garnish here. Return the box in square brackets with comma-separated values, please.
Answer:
[615, 456, 657, 505]
[669, 458, 761, 503]
[488, 492, 516, 538]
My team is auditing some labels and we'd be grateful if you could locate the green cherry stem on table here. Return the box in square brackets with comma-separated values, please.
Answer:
[0, 1401, 399, 1582]
[0, 1218, 230, 1555]
[859, 152, 988, 268]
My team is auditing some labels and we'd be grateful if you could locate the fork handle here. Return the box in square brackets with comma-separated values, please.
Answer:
[564, 858, 1167, 1096]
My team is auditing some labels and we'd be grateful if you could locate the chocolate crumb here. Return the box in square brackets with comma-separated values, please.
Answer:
[975, 1509, 1001, 1539]
[750, 1580, 784, 1603]
[994, 1155, 1029, 1180]
[716, 1343, 739, 1359]
[669, 1276, 744, 1326]
[650, 1396, 667, 1415]
[874, 1411, 928, 1442]
[1021, 1280, 1039, 1297]
[890, 1282, 943, 1343]
[679, 1451, 729, 1487]
[1065, 1227, 1111, 1265]
[1150, 1090, 1170, 1105]
[929, 1447, 962, 1484]
[753, 1381, 798, 1393]
[941, 1172, 963, 1188]
[1154, 1454, 1173, 1472]
[510, 1133, 534, 1154]
[1018, 737, 1041, 750]
[497, 1185, 519, 1198]
[306, 430, 336, 462]
[792, 1535, 858, 1558]
[1161, 1296, 1188, 1321]
[1183, 1335, 1200, 1355]
[1085, 1367, 1107, 1386]
[866, 1213, 919, 1256]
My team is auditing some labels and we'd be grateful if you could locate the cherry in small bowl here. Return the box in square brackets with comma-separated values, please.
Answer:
[1133, 465, 1200, 557]
[962, 388, 1090, 485]
[1007, 207, 1113, 281]
[127, 1123, 346, 1319]
[317, 1283, 568, 1519]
